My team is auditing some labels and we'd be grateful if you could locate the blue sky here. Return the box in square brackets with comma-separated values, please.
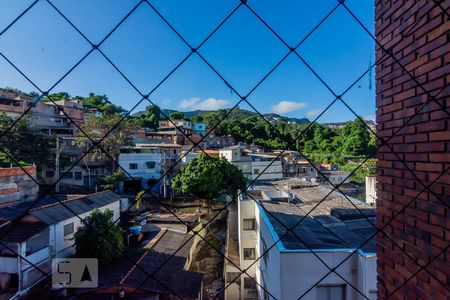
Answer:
[0, 0, 375, 123]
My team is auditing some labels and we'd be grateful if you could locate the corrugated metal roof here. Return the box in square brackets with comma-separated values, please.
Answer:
[0, 220, 48, 243]
[29, 191, 122, 225]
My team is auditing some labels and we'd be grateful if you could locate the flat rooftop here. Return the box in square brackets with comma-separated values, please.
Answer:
[252, 184, 376, 253]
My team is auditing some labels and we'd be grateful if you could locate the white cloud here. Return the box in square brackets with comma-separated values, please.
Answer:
[271, 101, 307, 114]
[179, 97, 230, 111]
[306, 109, 323, 118]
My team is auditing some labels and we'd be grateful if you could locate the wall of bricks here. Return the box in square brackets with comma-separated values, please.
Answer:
[375, 0, 449, 299]
[0, 166, 38, 204]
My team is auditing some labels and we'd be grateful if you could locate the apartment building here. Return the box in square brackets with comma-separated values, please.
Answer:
[0, 89, 83, 136]
[224, 182, 377, 300]
[118, 143, 182, 194]
[0, 191, 128, 298]
[118, 145, 163, 193]
[219, 145, 283, 181]
[281, 152, 318, 180]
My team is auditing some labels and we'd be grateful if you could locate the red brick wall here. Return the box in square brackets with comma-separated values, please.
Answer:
[0, 166, 36, 177]
[375, 1, 449, 299]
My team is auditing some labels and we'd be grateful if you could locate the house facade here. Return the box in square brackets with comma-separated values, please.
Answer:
[219, 146, 283, 181]
[0, 191, 128, 298]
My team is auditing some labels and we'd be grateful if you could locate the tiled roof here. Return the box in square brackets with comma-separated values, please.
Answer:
[76, 229, 203, 299]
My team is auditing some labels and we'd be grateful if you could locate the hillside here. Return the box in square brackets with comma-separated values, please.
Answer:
[137, 107, 310, 125]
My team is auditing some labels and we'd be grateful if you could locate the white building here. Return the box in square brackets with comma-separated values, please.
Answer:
[180, 151, 200, 165]
[119, 144, 163, 191]
[320, 171, 352, 185]
[0, 191, 128, 298]
[224, 183, 377, 300]
[219, 146, 283, 181]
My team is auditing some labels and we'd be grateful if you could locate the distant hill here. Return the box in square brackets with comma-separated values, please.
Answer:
[262, 113, 309, 125]
[135, 107, 310, 124]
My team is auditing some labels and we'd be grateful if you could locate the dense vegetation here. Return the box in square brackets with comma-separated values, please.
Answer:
[172, 154, 247, 199]
[77, 113, 139, 172]
[0, 113, 55, 168]
[74, 208, 125, 265]
[45, 92, 126, 115]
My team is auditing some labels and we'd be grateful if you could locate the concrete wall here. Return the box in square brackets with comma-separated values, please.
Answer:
[279, 251, 376, 300]
[365, 176, 377, 204]
[238, 197, 258, 299]
[118, 151, 162, 188]
[0, 166, 39, 204]
[251, 160, 283, 181]
[256, 209, 281, 300]
[220, 148, 242, 162]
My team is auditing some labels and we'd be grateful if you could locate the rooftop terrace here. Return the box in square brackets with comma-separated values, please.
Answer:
[250, 183, 376, 254]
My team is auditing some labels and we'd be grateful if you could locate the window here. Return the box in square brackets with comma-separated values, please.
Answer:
[253, 168, 260, 174]
[45, 171, 54, 177]
[368, 291, 377, 300]
[225, 272, 240, 283]
[243, 218, 256, 230]
[74, 172, 82, 180]
[129, 163, 138, 170]
[316, 285, 345, 300]
[243, 248, 255, 260]
[63, 223, 74, 236]
[62, 172, 72, 179]
[243, 277, 256, 289]
[146, 161, 156, 169]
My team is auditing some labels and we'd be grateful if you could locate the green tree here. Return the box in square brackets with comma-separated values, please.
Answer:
[74, 209, 124, 265]
[192, 115, 204, 122]
[172, 154, 246, 200]
[44, 92, 71, 101]
[83, 93, 125, 115]
[0, 113, 54, 168]
[77, 113, 139, 172]
[169, 111, 184, 120]
[99, 170, 128, 191]
[138, 105, 161, 129]
[341, 119, 370, 156]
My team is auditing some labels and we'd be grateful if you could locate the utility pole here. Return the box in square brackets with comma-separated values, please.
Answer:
[163, 150, 167, 198]
[55, 135, 60, 193]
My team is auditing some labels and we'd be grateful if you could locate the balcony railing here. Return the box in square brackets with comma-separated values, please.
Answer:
[24, 246, 50, 267]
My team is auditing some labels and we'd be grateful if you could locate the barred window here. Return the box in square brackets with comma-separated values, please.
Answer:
[244, 277, 256, 289]
[226, 272, 240, 283]
[243, 248, 255, 260]
[243, 218, 256, 230]
[74, 171, 82, 180]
